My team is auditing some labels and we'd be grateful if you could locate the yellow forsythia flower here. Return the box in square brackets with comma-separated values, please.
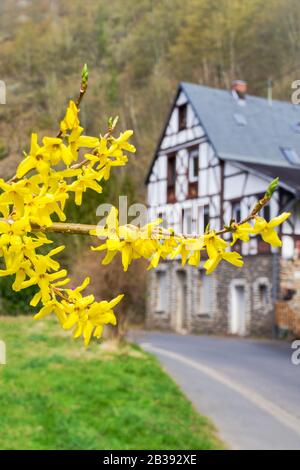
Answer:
[253, 212, 290, 247]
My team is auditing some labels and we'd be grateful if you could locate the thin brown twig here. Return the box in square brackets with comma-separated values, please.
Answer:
[7, 79, 88, 184]
[31, 222, 97, 235]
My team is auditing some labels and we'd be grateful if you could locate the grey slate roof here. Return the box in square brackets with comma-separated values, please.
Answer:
[146, 82, 300, 194]
[232, 161, 300, 195]
[181, 82, 300, 170]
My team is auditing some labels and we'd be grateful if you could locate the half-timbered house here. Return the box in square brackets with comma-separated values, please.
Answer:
[146, 80, 300, 336]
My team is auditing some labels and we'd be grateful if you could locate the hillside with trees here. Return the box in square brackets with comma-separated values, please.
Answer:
[1, 0, 300, 321]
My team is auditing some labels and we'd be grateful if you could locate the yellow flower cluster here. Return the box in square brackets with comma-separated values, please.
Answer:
[0, 94, 135, 345]
[0, 67, 291, 346]
[91, 208, 290, 275]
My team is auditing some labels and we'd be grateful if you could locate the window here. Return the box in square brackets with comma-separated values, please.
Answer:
[232, 201, 241, 222]
[182, 208, 193, 234]
[167, 155, 176, 203]
[254, 279, 270, 309]
[258, 283, 268, 305]
[156, 271, 167, 312]
[262, 203, 270, 221]
[197, 205, 210, 233]
[189, 148, 199, 182]
[198, 270, 213, 315]
[178, 104, 187, 131]
[281, 147, 300, 165]
[203, 205, 210, 231]
[158, 211, 167, 229]
[167, 154, 176, 187]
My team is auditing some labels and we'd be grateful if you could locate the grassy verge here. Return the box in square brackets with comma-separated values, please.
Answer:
[0, 315, 223, 450]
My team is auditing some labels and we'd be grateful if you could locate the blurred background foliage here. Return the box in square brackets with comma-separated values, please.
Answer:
[0, 275, 38, 315]
[0, 0, 300, 320]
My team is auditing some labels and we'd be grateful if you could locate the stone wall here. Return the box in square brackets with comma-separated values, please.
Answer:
[214, 254, 275, 337]
[146, 254, 276, 337]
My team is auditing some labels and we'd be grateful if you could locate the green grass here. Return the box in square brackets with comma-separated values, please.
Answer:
[0, 315, 223, 450]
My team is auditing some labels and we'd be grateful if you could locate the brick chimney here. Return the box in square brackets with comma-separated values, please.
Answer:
[231, 80, 247, 100]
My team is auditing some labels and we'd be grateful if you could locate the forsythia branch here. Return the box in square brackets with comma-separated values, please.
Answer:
[0, 181, 276, 238]
[0, 67, 290, 347]
[23, 191, 272, 237]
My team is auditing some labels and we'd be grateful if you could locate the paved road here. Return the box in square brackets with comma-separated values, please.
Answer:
[130, 331, 300, 450]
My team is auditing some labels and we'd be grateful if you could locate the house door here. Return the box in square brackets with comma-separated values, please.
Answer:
[230, 284, 246, 335]
[173, 271, 187, 333]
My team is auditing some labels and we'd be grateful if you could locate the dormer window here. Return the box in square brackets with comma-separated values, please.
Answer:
[281, 147, 300, 165]
[178, 103, 187, 131]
